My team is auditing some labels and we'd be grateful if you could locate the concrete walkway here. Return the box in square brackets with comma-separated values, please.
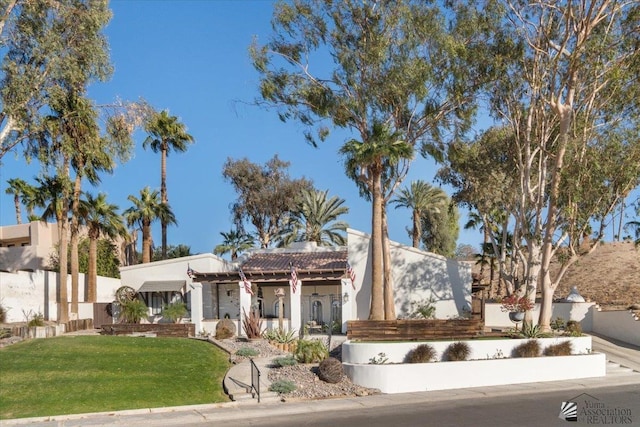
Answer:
[591, 333, 640, 372]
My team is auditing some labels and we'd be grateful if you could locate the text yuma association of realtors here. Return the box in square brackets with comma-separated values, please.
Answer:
[581, 400, 633, 424]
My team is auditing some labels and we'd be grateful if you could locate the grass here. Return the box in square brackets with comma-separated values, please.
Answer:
[0, 336, 231, 420]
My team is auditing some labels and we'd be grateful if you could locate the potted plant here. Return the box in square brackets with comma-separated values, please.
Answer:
[500, 293, 534, 322]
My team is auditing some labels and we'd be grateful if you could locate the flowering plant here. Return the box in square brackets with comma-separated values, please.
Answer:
[500, 294, 534, 312]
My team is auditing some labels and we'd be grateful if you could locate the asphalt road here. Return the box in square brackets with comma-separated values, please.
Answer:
[225, 384, 640, 427]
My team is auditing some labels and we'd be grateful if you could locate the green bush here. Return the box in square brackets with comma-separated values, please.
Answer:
[272, 355, 298, 367]
[294, 339, 328, 363]
[119, 299, 148, 324]
[162, 302, 187, 323]
[519, 322, 552, 338]
[0, 303, 7, 323]
[564, 321, 582, 337]
[512, 340, 541, 358]
[215, 318, 236, 339]
[269, 379, 296, 394]
[442, 342, 471, 361]
[27, 312, 45, 327]
[543, 341, 573, 356]
[405, 344, 437, 363]
[550, 316, 565, 331]
[235, 347, 260, 357]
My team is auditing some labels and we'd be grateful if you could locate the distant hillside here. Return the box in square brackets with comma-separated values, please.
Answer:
[472, 241, 640, 309]
[553, 241, 640, 309]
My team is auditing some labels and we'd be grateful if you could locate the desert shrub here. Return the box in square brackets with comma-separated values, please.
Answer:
[269, 379, 296, 394]
[242, 308, 263, 339]
[272, 355, 298, 367]
[512, 340, 541, 358]
[317, 357, 344, 384]
[519, 322, 552, 338]
[442, 342, 471, 361]
[0, 328, 11, 339]
[294, 339, 328, 363]
[162, 302, 187, 323]
[235, 346, 260, 357]
[550, 317, 565, 331]
[564, 321, 582, 337]
[27, 311, 45, 327]
[543, 341, 573, 356]
[119, 299, 148, 323]
[369, 352, 388, 364]
[215, 318, 236, 339]
[0, 303, 7, 323]
[405, 343, 437, 363]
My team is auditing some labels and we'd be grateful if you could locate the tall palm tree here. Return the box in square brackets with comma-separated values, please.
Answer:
[340, 122, 413, 320]
[143, 110, 194, 260]
[35, 175, 72, 323]
[80, 192, 126, 302]
[280, 189, 349, 247]
[5, 178, 35, 224]
[392, 180, 448, 248]
[123, 187, 176, 263]
[214, 228, 255, 260]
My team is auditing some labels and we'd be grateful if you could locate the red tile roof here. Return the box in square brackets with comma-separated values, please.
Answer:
[241, 249, 347, 272]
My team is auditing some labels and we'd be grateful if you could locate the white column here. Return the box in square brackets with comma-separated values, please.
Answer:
[190, 282, 203, 335]
[341, 279, 354, 334]
[238, 281, 252, 337]
[289, 279, 302, 334]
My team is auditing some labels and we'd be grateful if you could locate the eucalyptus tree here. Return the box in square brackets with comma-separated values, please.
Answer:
[392, 181, 448, 249]
[222, 155, 313, 248]
[420, 199, 459, 258]
[252, 0, 498, 319]
[213, 228, 256, 261]
[143, 110, 194, 260]
[441, 1, 640, 330]
[80, 192, 126, 302]
[124, 187, 176, 264]
[278, 188, 349, 247]
[5, 177, 35, 224]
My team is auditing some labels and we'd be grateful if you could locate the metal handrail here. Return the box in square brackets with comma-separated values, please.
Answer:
[250, 358, 261, 403]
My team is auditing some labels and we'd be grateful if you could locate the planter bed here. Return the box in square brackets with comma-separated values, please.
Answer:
[341, 335, 605, 393]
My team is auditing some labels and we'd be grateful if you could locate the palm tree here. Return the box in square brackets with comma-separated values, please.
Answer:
[124, 187, 176, 263]
[280, 189, 349, 247]
[392, 180, 448, 248]
[214, 228, 255, 260]
[81, 192, 126, 302]
[35, 175, 72, 323]
[143, 110, 194, 260]
[5, 178, 35, 224]
[340, 122, 413, 320]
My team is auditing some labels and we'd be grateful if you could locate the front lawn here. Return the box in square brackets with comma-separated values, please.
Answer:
[0, 336, 231, 420]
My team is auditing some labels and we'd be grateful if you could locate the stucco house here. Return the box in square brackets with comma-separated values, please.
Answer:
[119, 229, 473, 335]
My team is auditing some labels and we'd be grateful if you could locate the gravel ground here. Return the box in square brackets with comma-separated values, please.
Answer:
[210, 336, 381, 400]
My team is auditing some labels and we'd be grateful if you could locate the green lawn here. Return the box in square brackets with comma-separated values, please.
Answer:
[0, 335, 231, 420]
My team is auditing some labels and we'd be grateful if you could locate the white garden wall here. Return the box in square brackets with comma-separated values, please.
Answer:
[593, 309, 640, 346]
[343, 353, 606, 393]
[342, 336, 593, 364]
[485, 302, 596, 330]
[347, 229, 471, 321]
[0, 270, 122, 323]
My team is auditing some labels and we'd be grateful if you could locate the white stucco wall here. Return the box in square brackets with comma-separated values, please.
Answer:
[0, 270, 122, 323]
[347, 229, 471, 320]
[485, 302, 597, 330]
[593, 309, 640, 346]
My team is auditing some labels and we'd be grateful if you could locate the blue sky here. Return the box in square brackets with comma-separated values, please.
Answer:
[1, 0, 487, 255]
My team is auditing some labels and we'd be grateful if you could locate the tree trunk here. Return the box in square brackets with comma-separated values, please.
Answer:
[87, 232, 98, 303]
[161, 146, 168, 259]
[13, 195, 21, 224]
[369, 169, 384, 320]
[69, 173, 83, 316]
[412, 209, 420, 248]
[142, 220, 152, 263]
[57, 218, 69, 323]
[382, 207, 396, 320]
